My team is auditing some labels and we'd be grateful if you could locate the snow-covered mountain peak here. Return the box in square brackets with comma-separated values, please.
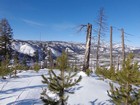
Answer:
[20, 44, 35, 56]
[11, 40, 36, 56]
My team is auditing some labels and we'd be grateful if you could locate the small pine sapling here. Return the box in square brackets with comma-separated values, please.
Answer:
[41, 51, 82, 105]
[95, 66, 117, 80]
[34, 62, 40, 72]
[0, 53, 11, 79]
[107, 54, 140, 105]
[85, 68, 92, 76]
[12, 53, 19, 77]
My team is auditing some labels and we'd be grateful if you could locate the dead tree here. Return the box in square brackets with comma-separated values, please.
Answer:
[48, 49, 53, 69]
[121, 28, 125, 63]
[110, 26, 113, 68]
[83, 23, 92, 71]
[117, 55, 120, 71]
[96, 8, 107, 69]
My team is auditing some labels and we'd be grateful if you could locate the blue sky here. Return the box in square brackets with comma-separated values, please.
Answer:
[0, 0, 140, 47]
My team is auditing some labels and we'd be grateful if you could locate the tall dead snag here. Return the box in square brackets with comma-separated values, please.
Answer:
[121, 28, 125, 64]
[117, 55, 120, 71]
[48, 49, 53, 69]
[110, 26, 113, 68]
[96, 8, 107, 69]
[83, 23, 92, 71]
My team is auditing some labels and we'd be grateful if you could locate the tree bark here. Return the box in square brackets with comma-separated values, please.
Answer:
[83, 23, 92, 71]
[121, 28, 125, 64]
[110, 26, 113, 68]
[117, 55, 120, 71]
[96, 25, 101, 69]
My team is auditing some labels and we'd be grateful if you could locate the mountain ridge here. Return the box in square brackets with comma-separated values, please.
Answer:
[11, 39, 140, 60]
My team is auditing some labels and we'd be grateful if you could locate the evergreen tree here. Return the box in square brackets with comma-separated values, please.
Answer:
[56, 51, 68, 71]
[0, 18, 13, 59]
[34, 62, 40, 72]
[0, 53, 11, 79]
[95, 66, 116, 80]
[0, 61, 8, 79]
[13, 52, 19, 77]
[33, 50, 40, 72]
[41, 51, 82, 105]
[22, 55, 27, 66]
[34, 50, 39, 62]
[22, 54, 29, 70]
[107, 54, 140, 105]
[133, 89, 140, 104]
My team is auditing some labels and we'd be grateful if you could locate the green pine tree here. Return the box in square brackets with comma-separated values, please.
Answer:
[107, 54, 140, 105]
[34, 62, 40, 72]
[95, 66, 116, 80]
[131, 88, 140, 104]
[22, 54, 29, 70]
[34, 50, 39, 62]
[0, 18, 13, 59]
[33, 50, 40, 72]
[12, 52, 20, 77]
[41, 51, 82, 105]
[0, 53, 11, 79]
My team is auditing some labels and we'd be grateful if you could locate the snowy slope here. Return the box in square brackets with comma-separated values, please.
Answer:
[11, 40, 36, 57]
[68, 73, 111, 105]
[11, 40, 85, 58]
[0, 70, 48, 105]
[0, 69, 113, 105]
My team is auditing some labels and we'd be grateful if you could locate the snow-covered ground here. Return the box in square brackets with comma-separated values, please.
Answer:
[0, 69, 113, 105]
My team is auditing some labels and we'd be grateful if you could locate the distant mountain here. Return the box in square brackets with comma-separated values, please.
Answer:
[11, 40, 85, 61]
[11, 39, 140, 61]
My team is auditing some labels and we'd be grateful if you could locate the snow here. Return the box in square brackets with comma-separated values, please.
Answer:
[49, 47, 61, 57]
[0, 69, 113, 105]
[12, 41, 36, 56]
[77, 71, 87, 77]
[0, 70, 47, 105]
[20, 44, 36, 56]
[68, 73, 111, 105]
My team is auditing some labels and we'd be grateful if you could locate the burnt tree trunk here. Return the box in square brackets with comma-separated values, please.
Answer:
[121, 28, 125, 65]
[83, 23, 92, 71]
[117, 55, 120, 71]
[48, 49, 53, 69]
[110, 26, 113, 68]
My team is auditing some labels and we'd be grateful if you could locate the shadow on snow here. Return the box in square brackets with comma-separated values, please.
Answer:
[0, 84, 47, 94]
[7, 98, 42, 105]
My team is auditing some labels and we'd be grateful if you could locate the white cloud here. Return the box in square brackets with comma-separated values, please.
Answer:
[21, 18, 76, 32]
[22, 19, 45, 27]
[50, 23, 76, 31]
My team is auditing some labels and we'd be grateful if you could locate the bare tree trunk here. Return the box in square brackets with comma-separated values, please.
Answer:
[48, 49, 53, 69]
[96, 25, 101, 69]
[95, 8, 106, 70]
[83, 23, 92, 71]
[121, 28, 125, 64]
[65, 48, 69, 68]
[117, 55, 120, 71]
[110, 26, 113, 68]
